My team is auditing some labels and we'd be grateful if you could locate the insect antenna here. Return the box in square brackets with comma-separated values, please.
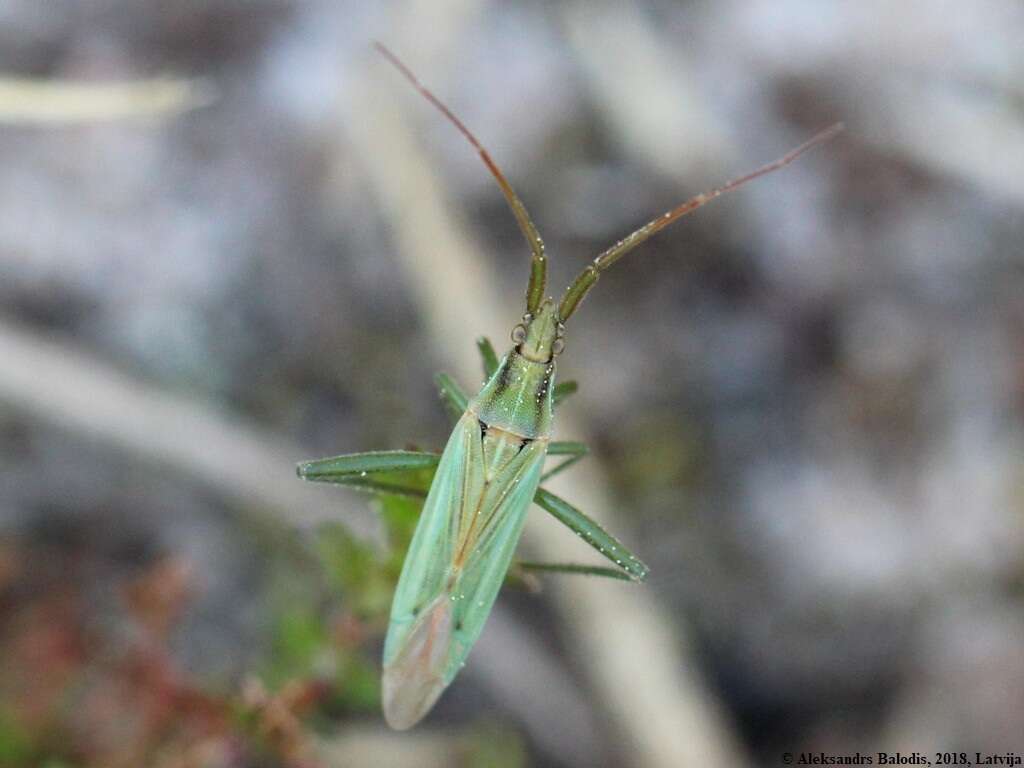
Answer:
[558, 123, 844, 322]
[375, 42, 548, 314]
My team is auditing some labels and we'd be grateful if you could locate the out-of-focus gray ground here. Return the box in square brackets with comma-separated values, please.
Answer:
[2, 1, 1023, 766]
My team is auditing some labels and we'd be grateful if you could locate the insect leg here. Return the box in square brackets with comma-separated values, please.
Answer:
[435, 372, 468, 421]
[514, 561, 633, 582]
[552, 380, 578, 406]
[542, 441, 589, 481]
[297, 450, 440, 498]
[533, 486, 649, 581]
[475, 336, 500, 379]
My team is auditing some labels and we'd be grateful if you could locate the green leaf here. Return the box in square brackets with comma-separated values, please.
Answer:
[0, 710, 34, 765]
[266, 607, 328, 685]
[374, 492, 429, 568]
[332, 654, 381, 712]
[315, 522, 394, 617]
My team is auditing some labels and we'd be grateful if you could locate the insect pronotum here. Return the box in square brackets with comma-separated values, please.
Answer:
[297, 43, 842, 730]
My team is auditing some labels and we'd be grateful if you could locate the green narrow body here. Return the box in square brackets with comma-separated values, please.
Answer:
[302, 42, 837, 733]
[382, 304, 558, 730]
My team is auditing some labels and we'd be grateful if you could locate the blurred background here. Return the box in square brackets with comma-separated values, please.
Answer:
[2, 1, 1023, 766]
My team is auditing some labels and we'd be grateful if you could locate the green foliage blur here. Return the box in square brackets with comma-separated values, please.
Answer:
[0, 471, 531, 768]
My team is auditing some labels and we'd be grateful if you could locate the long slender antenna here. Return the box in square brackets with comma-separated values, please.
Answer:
[374, 42, 548, 314]
[558, 123, 844, 322]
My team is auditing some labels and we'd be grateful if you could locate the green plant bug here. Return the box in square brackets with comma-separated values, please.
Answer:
[297, 43, 841, 730]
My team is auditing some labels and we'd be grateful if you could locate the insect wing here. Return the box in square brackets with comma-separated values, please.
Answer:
[382, 412, 546, 728]
[444, 437, 546, 655]
[381, 413, 479, 729]
[386, 414, 482, 636]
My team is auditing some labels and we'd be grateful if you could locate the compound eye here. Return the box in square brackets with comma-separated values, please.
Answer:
[551, 338, 565, 356]
[511, 324, 527, 344]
